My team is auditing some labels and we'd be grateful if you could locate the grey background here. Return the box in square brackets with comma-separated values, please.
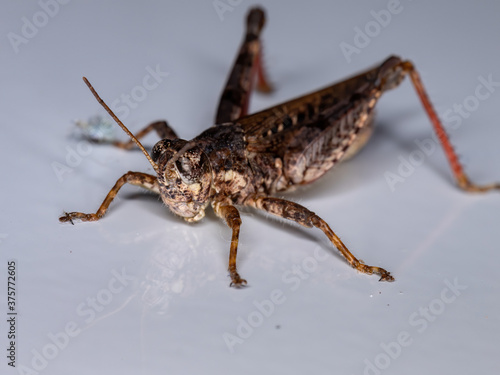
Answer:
[1, 1, 499, 374]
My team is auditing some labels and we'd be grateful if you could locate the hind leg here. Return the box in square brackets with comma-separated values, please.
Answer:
[215, 7, 273, 124]
[388, 59, 500, 192]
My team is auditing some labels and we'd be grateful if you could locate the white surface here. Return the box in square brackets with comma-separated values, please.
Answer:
[1, 1, 500, 374]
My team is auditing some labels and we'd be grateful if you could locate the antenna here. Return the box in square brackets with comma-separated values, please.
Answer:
[82, 77, 159, 172]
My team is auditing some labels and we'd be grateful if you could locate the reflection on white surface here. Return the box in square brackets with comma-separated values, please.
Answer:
[139, 225, 215, 313]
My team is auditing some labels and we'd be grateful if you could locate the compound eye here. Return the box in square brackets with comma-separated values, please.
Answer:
[152, 140, 171, 163]
[174, 150, 209, 184]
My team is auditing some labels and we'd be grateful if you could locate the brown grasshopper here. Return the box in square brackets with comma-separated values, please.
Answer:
[60, 7, 499, 287]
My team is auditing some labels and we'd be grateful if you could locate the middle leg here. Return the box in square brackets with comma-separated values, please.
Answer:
[112, 120, 178, 150]
[245, 195, 394, 282]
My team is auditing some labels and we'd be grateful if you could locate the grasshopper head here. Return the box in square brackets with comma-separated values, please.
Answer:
[152, 139, 213, 222]
[80, 77, 212, 222]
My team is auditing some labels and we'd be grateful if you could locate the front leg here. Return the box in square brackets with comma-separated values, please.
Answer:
[245, 196, 394, 282]
[212, 200, 247, 287]
[80, 118, 178, 149]
[59, 172, 159, 223]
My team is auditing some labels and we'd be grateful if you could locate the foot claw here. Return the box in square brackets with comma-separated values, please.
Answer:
[59, 212, 74, 225]
[458, 175, 500, 192]
[355, 262, 394, 282]
[379, 272, 395, 282]
[229, 274, 248, 288]
[59, 212, 96, 224]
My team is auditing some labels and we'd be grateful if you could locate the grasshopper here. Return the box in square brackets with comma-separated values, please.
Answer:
[60, 7, 499, 287]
